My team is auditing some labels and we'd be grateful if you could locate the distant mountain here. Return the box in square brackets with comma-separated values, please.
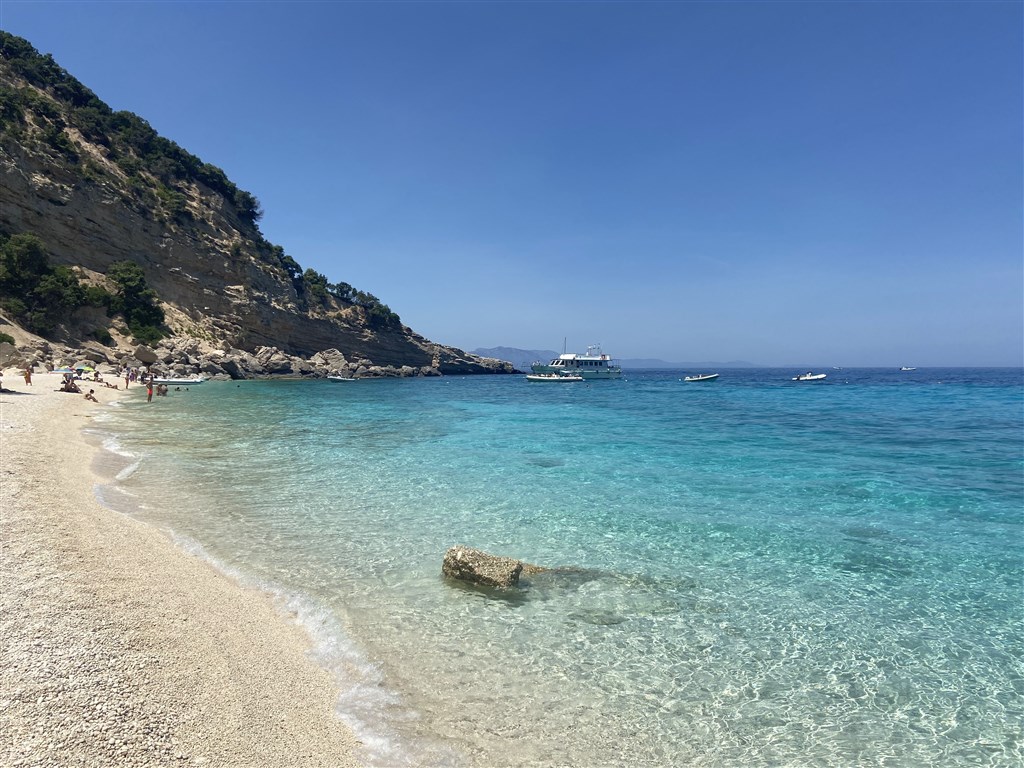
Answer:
[474, 347, 757, 371]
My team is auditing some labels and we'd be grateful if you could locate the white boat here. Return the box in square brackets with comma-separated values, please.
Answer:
[683, 373, 719, 382]
[150, 375, 206, 385]
[900, 366, 916, 371]
[792, 372, 827, 381]
[526, 373, 584, 382]
[327, 375, 358, 382]
[531, 345, 622, 379]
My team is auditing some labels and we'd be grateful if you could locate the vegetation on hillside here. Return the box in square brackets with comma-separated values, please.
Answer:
[269, 245, 402, 329]
[0, 31, 401, 336]
[0, 31, 261, 226]
[105, 260, 166, 344]
[0, 232, 109, 335]
[0, 231, 164, 343]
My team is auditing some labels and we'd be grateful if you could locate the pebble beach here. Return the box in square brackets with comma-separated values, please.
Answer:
[0, 371, 364, 768]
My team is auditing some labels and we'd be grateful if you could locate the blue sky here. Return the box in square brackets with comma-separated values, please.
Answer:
[3, 1, 1021, 366]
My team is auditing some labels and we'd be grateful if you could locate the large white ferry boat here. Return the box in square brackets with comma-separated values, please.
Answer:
[530, 345, 622, 379]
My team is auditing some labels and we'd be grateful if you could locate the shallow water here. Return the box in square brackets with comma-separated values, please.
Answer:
[93, 368, 1024, 766]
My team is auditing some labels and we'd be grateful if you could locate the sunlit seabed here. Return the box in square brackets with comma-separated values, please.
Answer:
[90, 369, 1024, 767]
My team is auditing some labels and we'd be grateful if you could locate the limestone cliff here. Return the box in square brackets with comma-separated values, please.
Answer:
[0, 33, 510, 376]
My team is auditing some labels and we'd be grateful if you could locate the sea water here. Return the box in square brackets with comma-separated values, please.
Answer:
[91, 369, 1023, 767]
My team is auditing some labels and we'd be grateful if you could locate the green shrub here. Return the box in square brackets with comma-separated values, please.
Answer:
[42, 124, 78, 161]
[1, 297, 27, 317]
[0, 331, 15, 345]
[365, 303, 401, 331]
[128, 322, 163, 345]
[107, 260, 165, 340]
[91, 327, 114, 345]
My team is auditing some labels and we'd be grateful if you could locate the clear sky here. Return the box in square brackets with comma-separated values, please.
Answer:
[2, 1, 1021, 366]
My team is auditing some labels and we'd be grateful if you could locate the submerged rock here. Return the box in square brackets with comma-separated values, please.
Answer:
[442, 546, 533, 589]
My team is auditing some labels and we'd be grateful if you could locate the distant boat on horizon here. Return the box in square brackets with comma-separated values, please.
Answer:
[900, 366, 917, 371]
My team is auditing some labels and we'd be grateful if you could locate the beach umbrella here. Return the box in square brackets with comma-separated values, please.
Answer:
[52, 367, 75, 373]
[75, 365, 95, 372]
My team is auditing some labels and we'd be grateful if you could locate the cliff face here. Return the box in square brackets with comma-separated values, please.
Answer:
[0, 37, 510, 376]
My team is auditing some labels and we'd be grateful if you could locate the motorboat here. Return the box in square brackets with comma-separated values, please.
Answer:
[792, 372, 827, 381]
[525, 373, 584, 382]
[327, 375, 358, 382]
[531, 345, 622, 379]
[683, 373, 719, 382]
[150, 375, 206, 385]
[900, 366, 916, 371]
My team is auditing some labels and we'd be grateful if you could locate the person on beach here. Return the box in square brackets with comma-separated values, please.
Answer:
[84, 389, 98, 402]
[124, 370, 130, 388]
[23, 367, 32, 385]
[146, 380, 154, 403]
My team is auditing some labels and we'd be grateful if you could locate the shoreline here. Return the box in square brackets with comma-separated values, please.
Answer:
[0, 372, 365, 767]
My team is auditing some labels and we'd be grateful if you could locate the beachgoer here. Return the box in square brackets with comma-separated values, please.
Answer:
[146, 381, 153, 403]
[23, 367, 32, 385]
[84, 389, 98, 402]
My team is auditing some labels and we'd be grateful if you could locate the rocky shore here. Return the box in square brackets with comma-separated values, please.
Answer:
[0, 331, 513, 381]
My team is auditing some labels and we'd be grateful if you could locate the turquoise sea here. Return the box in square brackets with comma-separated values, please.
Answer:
[91, 368, 1023, 767]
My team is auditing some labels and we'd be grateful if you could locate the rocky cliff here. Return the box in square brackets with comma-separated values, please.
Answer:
[0, 33, 511, 377]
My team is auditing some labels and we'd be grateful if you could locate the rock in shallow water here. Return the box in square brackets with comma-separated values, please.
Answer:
[442, 546, 526, 589]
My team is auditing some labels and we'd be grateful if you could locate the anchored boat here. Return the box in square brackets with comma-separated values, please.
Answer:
[683, 373, 719, 382]
[792, 372, 827, 381]
[150, 375, 206, 385]
[531, 345, 622, 380]
[525, 373, 584, 382]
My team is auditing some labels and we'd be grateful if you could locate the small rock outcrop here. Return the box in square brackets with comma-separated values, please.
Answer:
[442, 545, 549, 589]
[442, 546, 523, 589]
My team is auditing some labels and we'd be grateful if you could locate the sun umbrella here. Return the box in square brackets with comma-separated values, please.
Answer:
[75, 365, 95, 372]
[52, 367, 75, 373]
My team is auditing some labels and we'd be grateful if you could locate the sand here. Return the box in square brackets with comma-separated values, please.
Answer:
[0, 372, 365, 767]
